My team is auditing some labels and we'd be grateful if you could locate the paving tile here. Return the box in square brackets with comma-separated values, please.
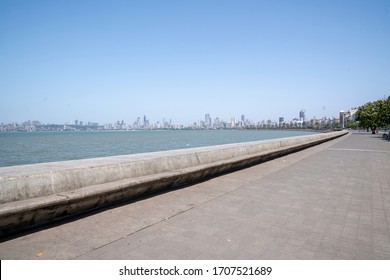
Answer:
[1, 132, 390, 260]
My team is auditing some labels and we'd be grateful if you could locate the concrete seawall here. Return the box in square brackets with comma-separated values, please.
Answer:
[0, 131, 348, 236]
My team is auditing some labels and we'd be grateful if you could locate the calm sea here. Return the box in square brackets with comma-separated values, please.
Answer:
[0, 130, 316, 167]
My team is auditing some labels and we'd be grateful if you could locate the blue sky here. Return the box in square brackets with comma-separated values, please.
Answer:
[1, 0, 389, 125]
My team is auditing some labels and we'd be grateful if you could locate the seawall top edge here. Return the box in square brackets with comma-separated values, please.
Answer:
[0, 131, 346, 178]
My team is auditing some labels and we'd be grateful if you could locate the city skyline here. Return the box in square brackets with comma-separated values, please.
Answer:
[0, 101, 374, 126]
[1, 1, 389, 125]
[0, 108, 331, 127]
[1, 107, 357, 132]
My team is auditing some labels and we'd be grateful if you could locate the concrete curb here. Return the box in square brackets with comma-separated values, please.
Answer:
[0, 131, 348, 236]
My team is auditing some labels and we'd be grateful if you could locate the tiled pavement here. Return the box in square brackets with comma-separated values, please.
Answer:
[1, 132, 389, 259]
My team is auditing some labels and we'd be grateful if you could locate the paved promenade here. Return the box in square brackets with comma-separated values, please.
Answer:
[1, 132, 389, 259]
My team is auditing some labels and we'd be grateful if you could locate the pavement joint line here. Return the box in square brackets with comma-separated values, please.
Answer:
[326, 148, 390, 153]
[78, 172, 255, 258]
[79, 202, 200, 258]
[77, 217, 171, 258]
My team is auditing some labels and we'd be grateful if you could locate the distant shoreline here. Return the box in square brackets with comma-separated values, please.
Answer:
[0, 127, 340, 133]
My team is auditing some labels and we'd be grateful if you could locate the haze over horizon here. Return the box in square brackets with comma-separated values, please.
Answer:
[1, 0, 389, 125]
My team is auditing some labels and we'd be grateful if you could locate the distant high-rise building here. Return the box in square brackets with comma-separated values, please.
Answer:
[279, 117, 284, 123]
[241, 114, 245, 122]
[340, 110, 345, 128]
[162, 116, 166, 128]
[299, 110, 306, 122]
[230, 117, 236, 128]
[144, 120, 150, 129]
[75, 120, 78, 126]
[205, 114, 211, 127]
[349, 108, 358, 121]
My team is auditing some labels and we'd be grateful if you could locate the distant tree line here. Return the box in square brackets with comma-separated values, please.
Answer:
[355, 97, 390, 134]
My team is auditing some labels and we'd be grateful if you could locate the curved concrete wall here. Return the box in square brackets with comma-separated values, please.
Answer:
[0, 130, 348, 236]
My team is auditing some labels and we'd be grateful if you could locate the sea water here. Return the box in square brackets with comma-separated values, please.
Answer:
[0, 130, 316, 167]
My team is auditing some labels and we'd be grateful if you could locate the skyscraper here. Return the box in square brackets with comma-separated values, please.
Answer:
[299, 110, 306, 122]
[205, 114, 211, 127]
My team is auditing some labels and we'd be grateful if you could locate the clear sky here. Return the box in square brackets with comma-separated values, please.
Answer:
[1, 0, 389, 125]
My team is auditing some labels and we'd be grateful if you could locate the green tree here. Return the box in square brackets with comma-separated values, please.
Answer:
[384, 96, 390, 127]
[356, 99, 387, 134]
[346, 121, 359, 130]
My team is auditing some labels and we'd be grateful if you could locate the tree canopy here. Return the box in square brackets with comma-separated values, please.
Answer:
[355, 97, 390, 133]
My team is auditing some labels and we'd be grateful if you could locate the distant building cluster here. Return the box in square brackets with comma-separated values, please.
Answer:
[339, 108, 358, 129]
[0, 109, 357, 132]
